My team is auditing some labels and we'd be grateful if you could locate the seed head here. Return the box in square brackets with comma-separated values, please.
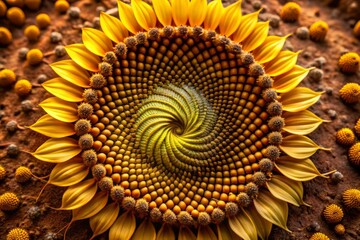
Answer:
[6, 7, 25, 26]
[259, 158, 274, 172]
[36, 13, 51, 29]
[114, 42, 127, 56]
[55, 45, 66, 57]
[163, 209, 177, 224]
[78, 103, 93, 119]
[6, 120, 18, 133]
[0, 165, 6, 181]
[228, 43, 241, 54]
[191, 26, 203, 38]
[21, 100, 34, 113]
[198, 212, 211, 226]
[50, 32, 62, 43]
[0, 192, 20, 211]
[339, 83, 360, 104]
[342, 188, 360, 209]
[103, 52, 117, 64]
[27, 206, 41, 219]
[338, 52, 360, 74]
[268, 116, 285, 131]
[295, 26, 309, 40]
[267, 101, 283, 116]
[83, 89, 98, 104]
[280, 2, 301, 22]
[98, 176, 113, 191]
[122, 196, 136, 211]
[55, 0, 70, 14]
[257, 75, 273, 88]
[225, 202, 238, 217]
[323, 204, 343, 223]
[90, 73, 106, 89]
[248, 63, 264, 76]
[336, 128, 355, 146]
[99, 62, 112, 76]
[268, 131, 283, 145]
[15, 166, 32, 183]
[330, 171, 343, 184]
[334, 224, 345, 235]
[265, 145, 281, 160]
[110, 186, 125, 202]
[162, 26, 174, 38]
[91, 164, 106, 180]
[177, 211, 193, 225]
[7, 144, 19, 157]
[24, 25, 40, 42]
[14, 79, 32, 96]
[177, 26, 188, 37]
[78, 133, 93, 150]
[252, 172, 267, 186]
[309, 232, 330, 240]
[26, 49, 43, 66]
[75, 119, 91, 136]
[236, 192, 251, 207]
[124, 36, 137, 48]
[135, 32, 147, 45]
[148, 28, 160, 40]
[150, 208, 162, 222]
[211, 208, 225, 224]
[0, 69, 16, 87]
[81, 149, 97, 167]
[68, 7, 81, 19]
[245, 182, 259, 198]
[309, 21, 329, 42]
[6, 228, 29, 240]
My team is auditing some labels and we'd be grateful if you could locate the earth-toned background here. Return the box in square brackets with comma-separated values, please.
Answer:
[0, 0, 359, 239]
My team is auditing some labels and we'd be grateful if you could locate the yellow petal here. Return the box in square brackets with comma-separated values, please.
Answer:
[51, 60, 90, 88]
[231, 9, 260, 43]
[82, 28, 113, 56]
[156, 224, 175, 240]
[266, 175, 307, 207]
[241, 21, 269, 52]
[189, 0, 207, 26]
[275, 156, 330, 181]
[217, 223, 241, 240]
[39, 97, 78, 123]
[31, 137, 81, 163]
[273, 65, 310, 93]
[131, 219, 156, 240]
[171, 0, 189, 26]
[48, 158, 88, 187]
[109, 210, 135, 240]
[254, 190, 290, 232]
[118, 0, 143, 34]
[179, 227, 196, 240]
[204, 0, 223, 30]
[132, 0, 156, 30]
[246, 206, 272, 240]
[29, 114, 75, 138]
[197, 225, 217, 240]
[219, 0, 242, 36]
[228, 207, 257, 240]
[90, 203, 120, 239]
[73, 191, 108, 220]
[283, 110, 327, 135]
[152, 0, 172, 26]
[264, 51, 300, 76]
[252, 35, 288, 64]
[42, 77, 83, 102]
[280, 135, 329, 159]
[65, 44, 99, 72]
[100, 12, 128, 43]
[60, 178, 97, 210]
[280, 87, 322, 112]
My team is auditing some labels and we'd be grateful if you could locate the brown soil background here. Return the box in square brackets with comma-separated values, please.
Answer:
[0, 0, 359, 239]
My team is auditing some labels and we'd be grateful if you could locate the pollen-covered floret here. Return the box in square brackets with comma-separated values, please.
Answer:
[36, 13, 51, 29]
[24, 25, 40, 42]
[15, 166, 32, 183]
[6, 7, 25, 26]
[309, 21, 329, 42]
[163, 209, 177, 224]
[323, 204, 343, 223]
[280, 2, 301, 22]
[55, 0, 70, 14]
[0, 192, 20, 211]
[339, 83, 360, 104]
[338, 52, 360, 74]
[14, 79, 32, 96]
[342, 188, 360, 209]
[211, 208, 225, 224]
[336, 128, 355, 146]
[98, 176, 113, 191]
[81, 149, 97, 167]
[6, 228, 29, 240]
[0, 27, 13, 46]
[309, 232, 330, 240]
[26, 49, 43, 66]
[110, 186, 125, 202]
[0, 69, 16, 87]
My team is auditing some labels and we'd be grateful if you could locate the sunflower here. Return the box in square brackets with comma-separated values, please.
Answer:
[30, 0, 333, 239]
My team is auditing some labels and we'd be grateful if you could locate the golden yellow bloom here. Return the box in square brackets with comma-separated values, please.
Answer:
[342, 188, 360, 209]
[336, 128, 355, 146]
[0, 27, 13, 46]
[14, 79, 32, 96]
[338, 52, 360, 74]
[6, 228, 29, 240]
[354, 20, 360, 38]
[0, 69, 16, 87]
[15, 166, 32, 183]
[323, 204, 343, 223]
[24, 25, 40, 42]
[6, 7, 25, 27]
[349, 142, 360, 166]
[280, 2, 301, 22]
[30, 1, 331, 239]
[0, 192, 20, 211]
[36, 13, 51, 29]
[26, 49, 43, 66]
[0, 165, 6, 180]
[339, 83, 360, 104]
[55, 0, 69, 14]
[309, 21, 328, 42]
[334, 223, 345, 235]
[309, 232, 330, 240]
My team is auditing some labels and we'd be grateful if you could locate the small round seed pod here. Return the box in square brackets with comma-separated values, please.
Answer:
[177, 211, 193, 225]
[0, 1, 6, 17]
[26, 49, 43, 66]
[211, 208, 225, 224]
[110, 186, 125, 202]
[124, 36, 137, 48]
[355, 118, 360, 137]
[50, 32, 62, 43]
[257, 75, 273, 88]
[267, 101, 282, 116]
[27, 206, 41, 219]
[7, 144, 19, 157]
[83, 89, 98, 104]
[24, 25, 40, 42]
[103, 52, 117, 64]
[90, 73, 106, 89]
[191, 26, 203, 38]
[280, 2, 301, 22]
[0, 27, 13, 46]
[81, 149, 97, 167]
[0, 165, 6, 180]
[338, 52, 360, 74]
[55, 0, 70, 14]
[78, 103, 93, 119]
[162, 26, 174, 38]
[330, 171, 343, 184]
[15, 166, 32, 183]
[309, 21, 329, 42]
[68, 6, 80, 19]
[6, 7, 25, 27]
[265, 145, 281, 160]
[259, 158, 274, 172]
[20, 100, 34, 112]
[198, 212, 211, 226]
[98, 176, 113, 191]
[24, 0, 42, 10]
[295, 26, 310, 40]
[14, 79, 32, 96]
[78, 133, 93, 150]
[240, 52, 254, 65]
[6, 120, 18, 133]
[122, 196, 135, 211]
[334, 224, 345, 235]
[245, 182, 259, 198]
[135, 32, 147, 45]
[114, 42, 127, 56]
[0, 192, 20, 211]
[342, 189, 360, 209]
[268, 132, 283, 145]
[336, 128, 355, 146]
[6, 228, 29, 240]
[91, 164, 106, 180]
[163, 209, 177, 224]
[177, 26, 188, 37]
[268, 116, 285, 131]
[248, 63, 264, 76]
[150, 208, 162, 222]
[54, 45, 66, 57]
[148, 28, 160, 40]
[236, 192, 251, 207]
[252, 172, 267, 186]
[37, 74, 47, 83]
[36, 13, 51, 29]
[75, 119, 91, 135]
[309, 232, 330, 240]
[339, 83, 360, 104]
[18, 48, 29, 60]
[225, 202, 238, 217]
[308, 68, 323, 82]
[135, 199, 149, 216]
[0, 69, 16, 87]
[323, 204, 343, 223]
[228, 42, 241, 53]
[354, 20, 360, 38]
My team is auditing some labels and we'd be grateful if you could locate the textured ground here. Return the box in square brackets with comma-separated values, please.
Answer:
[0, 0, 359, 239]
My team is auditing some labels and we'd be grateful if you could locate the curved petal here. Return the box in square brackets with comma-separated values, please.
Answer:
[204, 0, 223, 30]
[171, 0, 189, 26]
[283, 110, 327, 135]
[179, 227, 196, 240]
[29, 114, 75, 138]
[31, 137, 81, 163]
[100, 12, 128, 43]
[132, 0, 156, 30]
[252, 35, 288, 64]
[189, 0, 207, 26]
[197, 225, 217, 240]
[65, 44, 99, 72]
[152, 0, 172, 26]
[228, 208, 257, 240]
[273, 65, 310, 93]
[48, 158, 88, 187]
[91, 202, 120, 239]
[72, 191, 108, 220]
[219, 0, 242, 36]
[156, 224, 175, 240]
[39, 97, 78, 123]
[275, 156, 330, 181]
[281, 87, 322, 112]
[217, 223, 241, 240]
[109, 210, 135, 240]
[50, 60, 90, 88]
[231, 9, 260, 43]
[132, 219, 156, 240]
[246, 206, 272, 240]
[241, 21, 269, 52]
[60, 178, 97, 210]
[280, 135, 329, 159]
[254, 190, 290, 232]
[264, 51, 300, 76]
[82, 28, 113, 56]
[42, 78, 83, 102]
[118, 0, 143, 34]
